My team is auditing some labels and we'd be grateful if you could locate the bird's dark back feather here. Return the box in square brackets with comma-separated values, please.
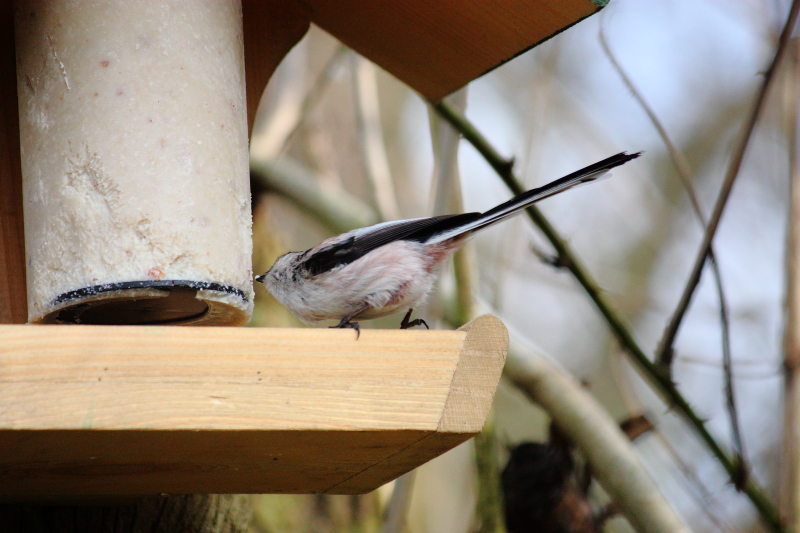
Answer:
[301, 213, 481, 276]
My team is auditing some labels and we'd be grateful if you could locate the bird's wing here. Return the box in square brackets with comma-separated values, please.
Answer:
[302, 213, 481, 276]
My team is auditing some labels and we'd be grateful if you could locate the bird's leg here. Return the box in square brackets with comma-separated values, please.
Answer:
[400, 309, 429, 330]
[330, 307, 369, 339]
[331, 316, 361, 339]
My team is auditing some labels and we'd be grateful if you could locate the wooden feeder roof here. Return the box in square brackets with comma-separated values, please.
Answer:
[305, 0, 607, 100]
[241, 0, 607, 131]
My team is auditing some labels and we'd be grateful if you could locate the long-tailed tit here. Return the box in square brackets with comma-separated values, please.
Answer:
[256, 152, 640, 335]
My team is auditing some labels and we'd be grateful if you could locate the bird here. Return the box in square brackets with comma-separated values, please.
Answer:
[256, 152, 640, 336]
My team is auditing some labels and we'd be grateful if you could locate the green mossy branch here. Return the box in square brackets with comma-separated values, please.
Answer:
[430, 99, 783, 533]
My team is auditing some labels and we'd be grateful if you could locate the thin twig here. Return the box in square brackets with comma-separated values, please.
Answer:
[429, 99, 784, 532]
[353, 55, 400, 220]
[380, 472, 415, 533]
[429, 90, 475, 327]
[430, 89, 468, 216]
[250, 156, 380, 234]
[781, 35, 800, 531]
[607, 318, 735, 531]
[278, 45, 349, 158]
[599, 23, 747, 486]
[655, 0, 800, 371]
[651, 426, 737, 532]
[252, 45, 348, 160]
[472, 413, 505, 533]
[429, 91, 504, 531]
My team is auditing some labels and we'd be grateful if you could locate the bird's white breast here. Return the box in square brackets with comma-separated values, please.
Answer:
[267, 240, 440, 323]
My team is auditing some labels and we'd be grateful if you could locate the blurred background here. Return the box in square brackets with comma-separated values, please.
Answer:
[246, 1, 796, 531]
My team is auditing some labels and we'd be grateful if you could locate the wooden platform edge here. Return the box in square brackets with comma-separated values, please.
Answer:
[443, 314, 509, 433]
[325, 314, 508, 494]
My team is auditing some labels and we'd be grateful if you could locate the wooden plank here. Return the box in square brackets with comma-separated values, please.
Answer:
[0, 315, 507, 498]
[306, 0, 604, 100]
[0, 2, 27, 324]
[0, 429, 431, 498]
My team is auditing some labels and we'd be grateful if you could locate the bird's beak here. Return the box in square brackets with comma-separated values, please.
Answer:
[255, 273, 267, 283]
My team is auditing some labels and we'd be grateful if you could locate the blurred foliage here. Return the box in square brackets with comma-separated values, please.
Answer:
[249, 494, 382, 533]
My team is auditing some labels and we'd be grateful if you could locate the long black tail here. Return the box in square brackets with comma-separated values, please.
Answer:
[428, 151, 641, 243]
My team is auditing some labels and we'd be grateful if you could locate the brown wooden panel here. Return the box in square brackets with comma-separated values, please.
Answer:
[243, 0, 311, 133]
[0, 3, 26, 324]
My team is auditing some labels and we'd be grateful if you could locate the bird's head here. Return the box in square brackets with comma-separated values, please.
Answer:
[255, 251, 304, 294]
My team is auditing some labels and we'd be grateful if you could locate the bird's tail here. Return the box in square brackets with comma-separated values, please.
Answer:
[427, 151, 641, 244]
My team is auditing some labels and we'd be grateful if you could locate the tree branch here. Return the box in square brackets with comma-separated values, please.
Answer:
[250, 155, 380, 234]
[781, 34, 800, 532]
[353, 55, 400, 220]
[429, 90, 504, 531]
[429, 89, 475, 327]
[655, 0, 800, 370]
[429, 98, 783, 532]
[380, 472, 415, 533]
[253, 44, 349, 160]
[599, 22, 747, 485]
[498, 318, 691, 533]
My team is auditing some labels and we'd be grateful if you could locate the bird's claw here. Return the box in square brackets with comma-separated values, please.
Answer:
[400, 309, 429, 330]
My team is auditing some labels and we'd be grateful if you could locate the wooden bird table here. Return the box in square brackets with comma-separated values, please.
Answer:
[0, 0, 601, 507]
[0, 315, 507, 500]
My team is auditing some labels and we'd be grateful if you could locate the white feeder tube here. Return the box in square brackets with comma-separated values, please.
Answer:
[15, 0, 253, 325]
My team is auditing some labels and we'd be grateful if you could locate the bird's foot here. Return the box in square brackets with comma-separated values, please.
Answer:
[331, 317, 361, 339]
[400, 309, 429, 330]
